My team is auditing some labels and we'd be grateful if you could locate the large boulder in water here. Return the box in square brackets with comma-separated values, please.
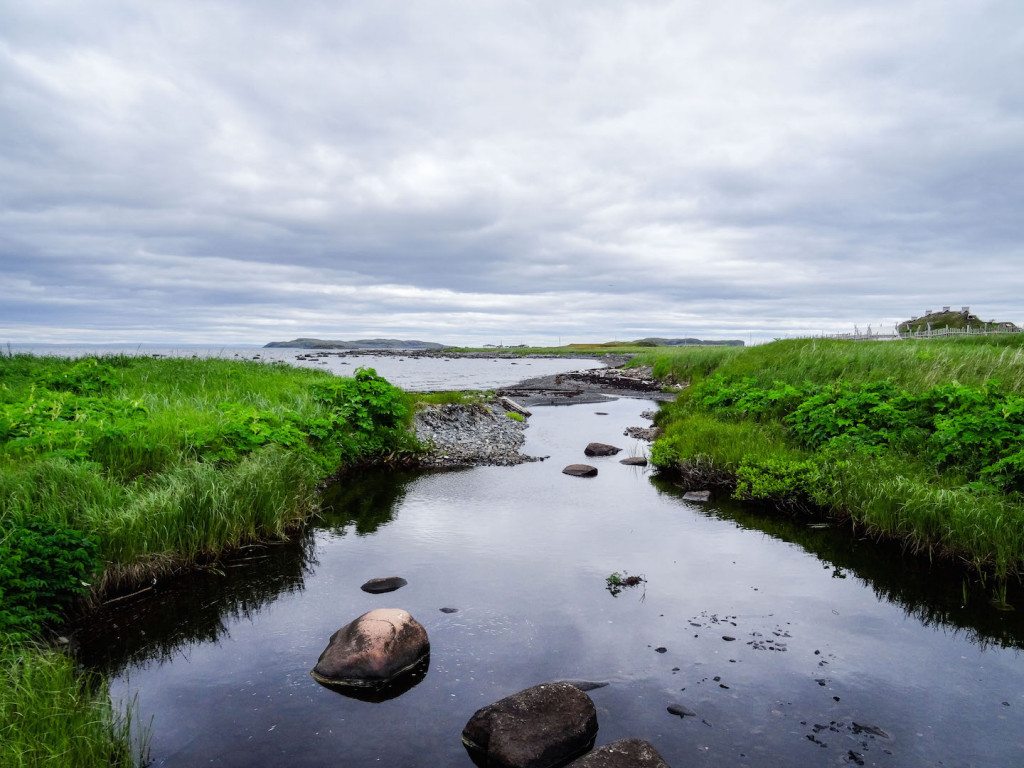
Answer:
[567, 738, 670, 767]
[462, 681, 598, 768]
[584, 442, 621, 456]
[310, 608, 429, 688]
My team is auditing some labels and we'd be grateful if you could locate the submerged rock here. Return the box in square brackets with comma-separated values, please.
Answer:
[462, 681, 599, 768]
[563, 464, 598, 477]
[559, 680, 610, 692]
[667, 704, 697, 718]
[584, 442, 621, 457]
[619, 456, 648, 466]
[567, 738, 671, 767]
[360, 576, 407, 594]
[682, 490, 711, 502]
[310, 608, 429, 688]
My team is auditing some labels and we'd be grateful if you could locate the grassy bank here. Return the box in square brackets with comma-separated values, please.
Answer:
[1, 640, 141, 767]
[1, 355, 418, 625]
[1, 354, 420, 765]
[644, 337, 1024, 583]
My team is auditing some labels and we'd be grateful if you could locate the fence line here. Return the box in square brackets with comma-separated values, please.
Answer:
[818, 326, 1023, 342]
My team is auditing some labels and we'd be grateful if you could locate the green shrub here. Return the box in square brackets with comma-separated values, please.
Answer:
[734, 456, 823, 509]
[0, 521, 99, 640]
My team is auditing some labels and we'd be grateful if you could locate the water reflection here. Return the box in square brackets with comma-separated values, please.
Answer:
[313, 655, 431, 703]
[76, 470, 418, 675]
[318, 468, 416, 535]
[650, 476, 1024, 650]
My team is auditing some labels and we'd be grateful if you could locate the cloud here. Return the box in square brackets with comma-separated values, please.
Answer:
[1, 0, 1022, 343]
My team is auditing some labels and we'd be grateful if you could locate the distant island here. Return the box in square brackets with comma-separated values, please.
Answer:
[632, 337, 745, 347]
[897, 306, 1020, 335]
[264, 338, 449, 350]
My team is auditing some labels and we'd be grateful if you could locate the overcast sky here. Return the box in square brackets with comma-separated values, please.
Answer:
[2, 1, 1022, 345]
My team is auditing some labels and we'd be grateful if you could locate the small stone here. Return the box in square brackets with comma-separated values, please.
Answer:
[722, 636, 735, 641]
[584, 442, 621, 456]
[655, 647, 667, 653]
[439, 607, 459, 614]
[667, 704, 696, 718]
[619, 456, 648, 466]
[563, 464, 599, 477]
[360, 576, 408, 594]
[851, 722, 890, 739]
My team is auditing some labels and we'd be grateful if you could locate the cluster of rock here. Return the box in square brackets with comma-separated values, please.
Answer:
[462, 682, 670, 767]
[414, 402, 538, 468]
[563, 442, 649, 476]
[499, 364, 675, 407]
[311, 603, 671, 766]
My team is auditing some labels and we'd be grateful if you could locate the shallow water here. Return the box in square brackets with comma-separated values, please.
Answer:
[9, 344, 603, 391]
[77, 397, 1024, 767]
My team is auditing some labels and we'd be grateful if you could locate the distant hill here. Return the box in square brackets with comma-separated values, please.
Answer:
[897, 307, 1020, 335]
[264, 338, 449, 350]
[633, 337, 745, 347]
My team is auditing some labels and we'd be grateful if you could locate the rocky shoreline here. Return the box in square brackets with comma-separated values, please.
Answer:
[413, 363, 668, 467]
[413, 401, 538, 468]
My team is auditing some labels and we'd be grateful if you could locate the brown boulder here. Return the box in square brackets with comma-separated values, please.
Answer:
[584, 442, 621, 456]
[563, 464, 598, 477]
[462, 682, 599, 768]
[310, 608, 429, 688]
[567, 738, 670, 767]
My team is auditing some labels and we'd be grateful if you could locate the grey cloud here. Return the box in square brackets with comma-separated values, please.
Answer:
[1, 0, 1022, 343]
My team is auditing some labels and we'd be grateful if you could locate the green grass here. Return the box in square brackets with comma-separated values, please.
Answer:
[0, 640, 142, 767]
[0, 354, 420, 767]
[407, 389, 489, 406]
[646, 337, 1024, 581]
[637, 336, 1024, 392]
[1, 355, 417, 601]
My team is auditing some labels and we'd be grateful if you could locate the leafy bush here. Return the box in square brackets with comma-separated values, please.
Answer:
[0, 520, 99, 639]
[734, 457, 823, 509]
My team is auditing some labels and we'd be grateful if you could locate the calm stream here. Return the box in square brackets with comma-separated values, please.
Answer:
[76, 380, 1024, 766]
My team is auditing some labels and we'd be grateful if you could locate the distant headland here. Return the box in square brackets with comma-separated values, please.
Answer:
[264, 338, 449, 350]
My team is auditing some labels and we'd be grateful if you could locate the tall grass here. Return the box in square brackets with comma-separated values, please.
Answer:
[0, 641, 143, 767]
[1, 355, 414, 594]
[647, 336, 1024, 580]
[638, 336, 1024, 392]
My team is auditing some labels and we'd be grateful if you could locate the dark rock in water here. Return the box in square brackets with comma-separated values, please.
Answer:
[722, 635, 735, 641]
[310, 608, 429, 688]
[567, 738, 671, 767]
[584, 442, 622, 456]
[560, 680, 610, 692]
[360, 576, 408, 594]
[595, 412, 609, 415]
[563, 464, 599, 477]
[620, 456, 648, 466]
[852, 722, 890, 739]
[654, 646, 667, 653]
[682, 490, 711, 502]
[667, 704, 696, 718]
[462, 682, 598, 768]
[440, 607, 459, 614]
